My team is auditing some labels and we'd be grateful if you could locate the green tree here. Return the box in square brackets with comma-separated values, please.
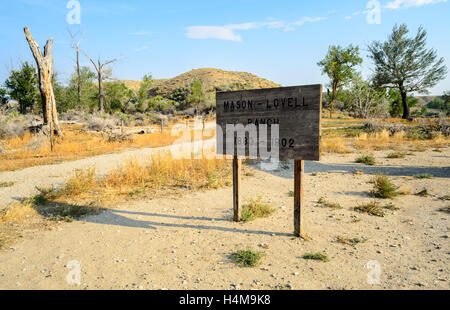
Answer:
[56, 66, 97, 112]
[427, 98, 444, 110]
[136, 74, 153, 112]
[443, 91, 450, 101]
[0, 88, 8, 106]
[368, 24, 447, 120]
[4, 62, 39, 114]
[388, 89, 418, 117]
[188, 78, 205, 115]
[104, 82, 133, 113]
[344, 74, 389, 118]
[317, 44, 362, 118]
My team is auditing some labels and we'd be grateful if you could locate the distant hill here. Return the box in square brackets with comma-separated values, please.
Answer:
[121, 68, 280, 95]
[415, 95, 440, 107]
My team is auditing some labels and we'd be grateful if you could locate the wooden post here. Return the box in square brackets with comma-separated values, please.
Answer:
[160, 120, 163, 133]
[294, 160, 304, 237]
[233, 155, 241, 222]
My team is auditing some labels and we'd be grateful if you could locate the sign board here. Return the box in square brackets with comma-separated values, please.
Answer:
[216, 85, 322, 161]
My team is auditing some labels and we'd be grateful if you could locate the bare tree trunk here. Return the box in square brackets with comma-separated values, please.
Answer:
[83, 54, 118, 114]
[98, 65, 104, 113]
[24, 26, 62, 135]
[76, 47, 81, 107]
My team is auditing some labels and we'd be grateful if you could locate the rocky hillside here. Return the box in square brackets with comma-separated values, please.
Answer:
[121, 68, 280, 95]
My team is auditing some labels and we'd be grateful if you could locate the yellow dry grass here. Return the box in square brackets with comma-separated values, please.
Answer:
[352, 127, 449, 151]
[0, 202, 38, 224]
[321, 136, 351, 154]
[35, 155, 231, 205]
[0, 123, 215, 172]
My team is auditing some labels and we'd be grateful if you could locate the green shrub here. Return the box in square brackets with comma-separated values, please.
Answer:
[414, 174, 434, 179]
[370, 175, 399, 199]
[416, 188, 430, 197]
[241, 197, 275, 222]
[356, 154, 376, 165]
[231, 249, 265, 267]
[302, 252, 329, 262]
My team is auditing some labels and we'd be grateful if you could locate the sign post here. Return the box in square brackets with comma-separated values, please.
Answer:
[294, 159, 304, 237]
[233, 155, 241, 222]
[216, 85, 322, 235]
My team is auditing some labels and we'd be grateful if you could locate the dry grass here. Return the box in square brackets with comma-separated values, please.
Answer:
[353, 129, 449, 151]
[0, 123, 215, 172]
[0, 182, 15, 188]
[438, 206, 450, 214]
[240, 197, 275, 222]
[321, 136, 350, 154]
[29, 155, 231, 206]
[317, 197, 342, 209]
[0, 202, 38, 224]
[336, 236, 367, 246]
[354, 201, 386, 217]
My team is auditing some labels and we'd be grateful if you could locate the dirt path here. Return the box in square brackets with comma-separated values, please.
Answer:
[0, 126, 216, 209]
[0, 148, 448, 290]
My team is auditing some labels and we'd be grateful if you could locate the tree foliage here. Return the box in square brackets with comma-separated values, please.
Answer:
[0, 88, 8, 106]
[368, 24, 447, 119]
[388, 89, 418, 117]
[344, 74, 389, 118]
[4, 62, 39, 114]
[188, 78, 205, 114]
[317, 44, 362, 117]
[104, 82, 134, 113]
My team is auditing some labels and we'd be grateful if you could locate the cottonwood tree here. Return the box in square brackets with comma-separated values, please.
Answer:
[368, 24, 447, 120]
[24, 26, 62, 135]
[84, 53, 119, 113]
[188, 78, 205, 116]
[317, 45, 362, 118]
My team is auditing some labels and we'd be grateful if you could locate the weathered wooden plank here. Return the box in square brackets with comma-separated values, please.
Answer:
[233, 155, 241, 222]
[216, 85, 322, 161]
[294, 160, 304, 237]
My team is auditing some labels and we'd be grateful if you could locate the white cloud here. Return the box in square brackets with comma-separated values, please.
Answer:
[384, 0, 447, 9]
[186, 17, 326, 41]
[134, 46, 148, 52]
[293, 16, 326, 26]
[186, 25, 246, 42]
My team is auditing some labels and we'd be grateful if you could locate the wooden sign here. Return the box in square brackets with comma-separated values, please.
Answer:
[216, 84, 322, 238]
[216, 85, 322, 161]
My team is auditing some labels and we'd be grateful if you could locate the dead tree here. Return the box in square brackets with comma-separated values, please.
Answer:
[84, 53, 118, 113]
[24, 26, 62, 136]
[68, 28, 84, 107]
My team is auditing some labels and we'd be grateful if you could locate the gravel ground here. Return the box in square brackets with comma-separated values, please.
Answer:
[0, 147, 448, 290]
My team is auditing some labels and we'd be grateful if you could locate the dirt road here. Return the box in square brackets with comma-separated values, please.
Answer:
[0, 133, 216, 209]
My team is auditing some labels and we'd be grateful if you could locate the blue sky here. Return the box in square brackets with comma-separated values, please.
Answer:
[0, 0, 449, 95]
